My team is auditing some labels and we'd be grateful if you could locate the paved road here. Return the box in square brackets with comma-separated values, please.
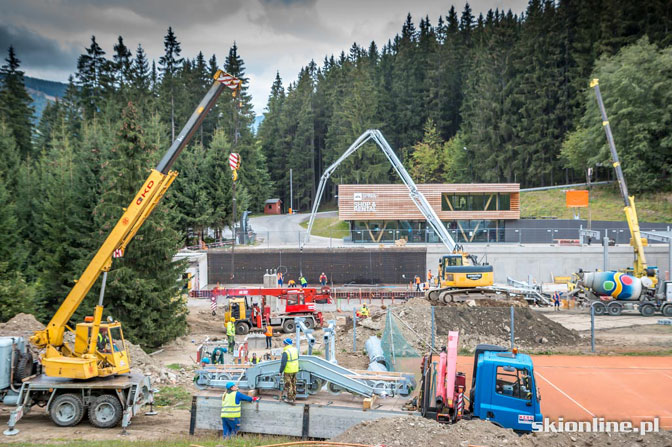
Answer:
[249, 211, 337, 247]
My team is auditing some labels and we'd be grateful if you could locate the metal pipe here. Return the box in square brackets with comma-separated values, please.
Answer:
[98, 271, 108, 307]
[352, 308, 357, 353]
[590, 304, 595, 353]
[510, 306, 515, 350]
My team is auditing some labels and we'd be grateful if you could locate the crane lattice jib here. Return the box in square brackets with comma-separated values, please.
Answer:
[305, 129, 460, 252]
[32, 71, 241, 349]
[590, 79, 647, 275]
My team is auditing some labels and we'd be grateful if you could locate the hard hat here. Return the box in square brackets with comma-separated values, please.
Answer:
[226, 381, 235, 389]
[230, 317, 236, 322]
[283, 338, 293, 345]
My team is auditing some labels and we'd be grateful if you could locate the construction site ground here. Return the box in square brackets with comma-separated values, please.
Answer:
[1, 293, 671, 445]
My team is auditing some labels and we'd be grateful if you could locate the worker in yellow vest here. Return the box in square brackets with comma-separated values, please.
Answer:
[226, 318, 236, 354]
[357, 304, 369, 318]
[221, 381, 259, 438]
[279, 338, 299, 403]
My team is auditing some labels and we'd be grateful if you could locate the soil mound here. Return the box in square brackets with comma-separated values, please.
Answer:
[335, 415, 672, 447]
[0, 313, 45, 339]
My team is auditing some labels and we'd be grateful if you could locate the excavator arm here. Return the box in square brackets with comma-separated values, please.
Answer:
[590, 79, 648, 277]
[32, 70, 241, 350]
[305, 129, 461, 252]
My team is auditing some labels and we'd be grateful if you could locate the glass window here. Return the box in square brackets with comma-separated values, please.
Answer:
[498, 194, 510, 211]
[441, 194, 451, 211]
[496, 366, 532, 400]
[109, 327, 124, 352]
[471, 194, 486, 210]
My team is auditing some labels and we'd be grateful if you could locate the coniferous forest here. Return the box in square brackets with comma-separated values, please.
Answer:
[1, 0, 671, 347]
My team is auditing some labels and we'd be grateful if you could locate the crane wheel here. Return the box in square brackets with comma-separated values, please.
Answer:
[88, 394, 123, 428]
[15, 351, 34, 382]
[304, 318, 315, 329]
[282, 319, 296, 333]
[235, 322, 250, 335]
[49, 393, 85, 427]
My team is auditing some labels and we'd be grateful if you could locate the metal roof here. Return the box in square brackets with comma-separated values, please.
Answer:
[265, 198, 282, 204]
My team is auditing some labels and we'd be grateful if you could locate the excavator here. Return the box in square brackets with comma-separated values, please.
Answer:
[30, 70, 242, 380]
[304, 129, 497, 305]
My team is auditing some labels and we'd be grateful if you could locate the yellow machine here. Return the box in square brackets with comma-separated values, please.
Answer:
[30, 70, 242, 379]
[438, 253, 494, 288]
[590, 79, 657, 285]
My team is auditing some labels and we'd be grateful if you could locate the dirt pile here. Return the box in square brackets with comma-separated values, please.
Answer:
[334, 415, 521, 446]
[337, 299, 582, 355]
[334, 415, 672, 447]
[0, 313, 45, 339]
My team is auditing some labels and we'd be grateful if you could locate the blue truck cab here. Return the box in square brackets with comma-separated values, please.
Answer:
[469, 344, 542, 432]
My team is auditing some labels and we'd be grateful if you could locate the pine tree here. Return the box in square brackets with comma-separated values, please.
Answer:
[159, 27, 184, 142]
[0, 46, 35, 159]
[131, 44, 151, 93]
[94, 102, 187, 347]
[76, 36, 113, 119]
[113, 36, 133, 90]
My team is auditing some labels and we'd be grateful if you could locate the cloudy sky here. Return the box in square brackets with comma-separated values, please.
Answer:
[1, 0, 527, 115]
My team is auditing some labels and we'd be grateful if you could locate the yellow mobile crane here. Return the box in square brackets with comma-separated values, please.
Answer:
[590, 79, 657, 284]
[30, 70, 241, 380]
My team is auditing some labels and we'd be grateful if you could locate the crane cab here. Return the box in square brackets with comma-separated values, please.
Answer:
[439, 254, 494, 288]
[42, 320, 130, 379]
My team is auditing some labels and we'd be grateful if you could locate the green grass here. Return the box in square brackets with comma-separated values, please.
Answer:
[300, 216, 349, 238]
[521, 184, 672, 222]
[8, 435, 295, 447]
[166, 363, 182, 370]
[154, 386, 192, 409]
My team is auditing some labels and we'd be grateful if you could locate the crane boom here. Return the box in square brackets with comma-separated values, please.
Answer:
[305, 129, 461, 252]
[32, 70, 241, 351]
[590, 78, 648, 276]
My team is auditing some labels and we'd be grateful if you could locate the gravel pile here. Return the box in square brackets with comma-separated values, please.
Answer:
[335, 415, 672, 447]
[338, 298, 582, 354]
[0, 313, 45, 339]
[127, 341, 193, 385]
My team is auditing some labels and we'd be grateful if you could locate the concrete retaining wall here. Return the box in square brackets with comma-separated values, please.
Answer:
[428, 245, 671, 283]
[190, 396, 409, 438]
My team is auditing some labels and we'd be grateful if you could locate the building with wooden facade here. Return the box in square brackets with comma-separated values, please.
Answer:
[338, 184, 520, 243]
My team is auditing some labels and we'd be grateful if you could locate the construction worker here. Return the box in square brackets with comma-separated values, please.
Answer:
[427, 269, 433, 285]
[264, 324, 273, 349]
[287, 279, 296, 287]
[226, 318, 236, 353]
[415, 275, 421, 292]
[277, 271, 283, 287]
[279, 338, 299, 403]
[357, 304, 369, 318]
[553, 292, 561, 311]
[221, 381, 259, 439]
[97, 328, 110, 353]
[320, 272, 328, 287]
[299, 275, 308, 288]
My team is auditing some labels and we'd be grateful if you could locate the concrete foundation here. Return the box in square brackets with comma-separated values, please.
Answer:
[190, 396, 410, 438]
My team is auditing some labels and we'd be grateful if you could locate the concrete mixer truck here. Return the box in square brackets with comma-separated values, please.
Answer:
[576, 271, 672, 317]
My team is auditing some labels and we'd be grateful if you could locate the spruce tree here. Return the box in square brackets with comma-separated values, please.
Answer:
[158, 27, 184, 142]
[0, 46, 34, 159]
[94, 102, 187, 347]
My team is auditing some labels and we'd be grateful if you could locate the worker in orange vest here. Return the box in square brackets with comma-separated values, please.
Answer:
[264, 325, 273, 349]
[427, 269, 433, 285]
[414, 275, 421, 292]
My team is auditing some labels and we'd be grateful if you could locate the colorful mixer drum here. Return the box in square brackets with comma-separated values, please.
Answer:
[582, 271, 642, 300]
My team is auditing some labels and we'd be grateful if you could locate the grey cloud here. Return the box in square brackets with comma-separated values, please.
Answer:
[0, 23, 80, 70]
[3, 0, 244, 31]
[249, 0, 344, 44]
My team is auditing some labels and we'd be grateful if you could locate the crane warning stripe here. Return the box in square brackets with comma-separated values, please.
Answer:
[229, 153, 240, 170]
[217, 72, 242, 90]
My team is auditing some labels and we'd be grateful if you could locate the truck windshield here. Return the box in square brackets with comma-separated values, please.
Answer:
[495, 366, 532, 400]
[109, 327, 125, 353]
